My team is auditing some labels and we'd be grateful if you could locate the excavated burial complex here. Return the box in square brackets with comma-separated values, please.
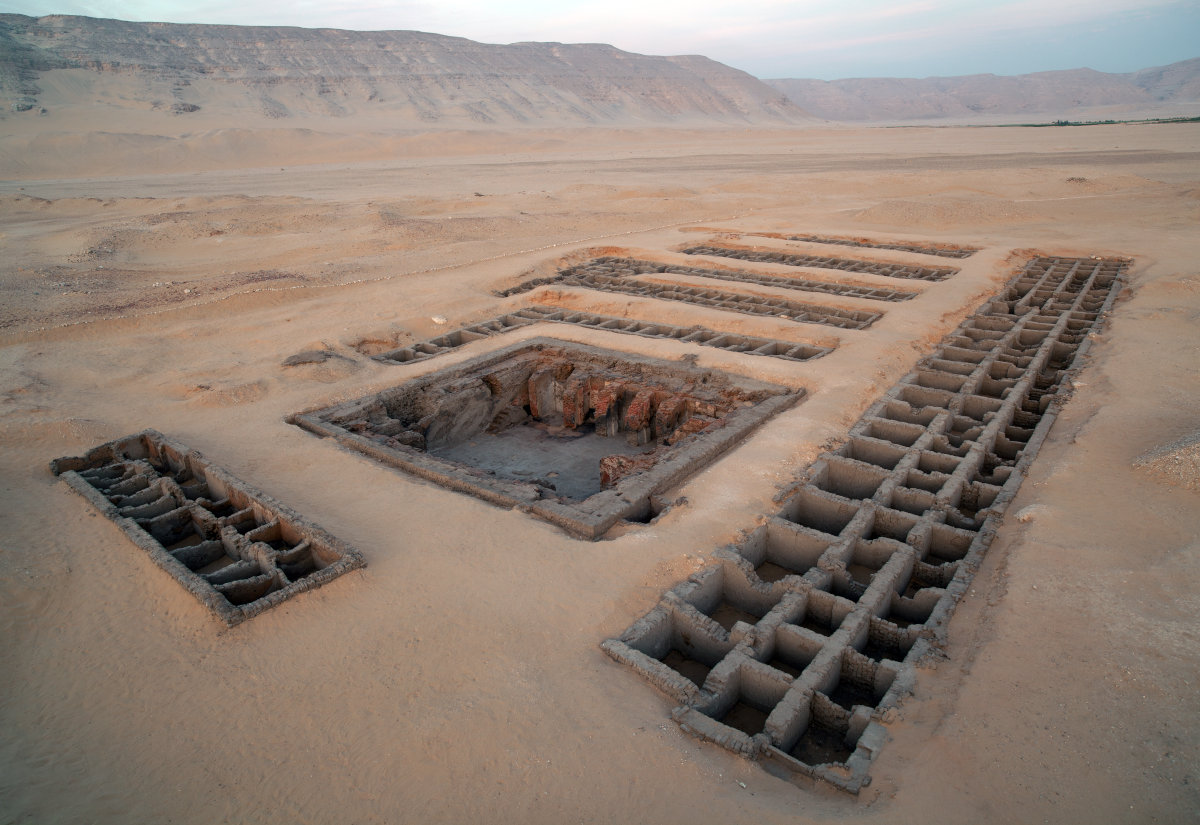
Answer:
[291, 339, 801, 538]
[501, 256, 917, 303]
[368, 306, 833, 366]
[50, 430, 365, 626]
[41, 232, 1125, 795]
[773, 234, 979, 259]
[602, 255, 1127, 792]
[681, 245, 960, 281]
[499, 257, 885, 330]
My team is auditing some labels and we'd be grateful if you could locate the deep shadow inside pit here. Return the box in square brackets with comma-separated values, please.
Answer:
[432, 421, 655, 501]
[292, 339, 799, 537]
[343, 341, 759, 495]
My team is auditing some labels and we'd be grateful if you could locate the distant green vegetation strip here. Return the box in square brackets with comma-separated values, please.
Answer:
[886, 116, 1200, 129]
[1020, 116, 1200, 127]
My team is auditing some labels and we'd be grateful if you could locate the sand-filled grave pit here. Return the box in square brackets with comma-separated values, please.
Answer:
[291, 338, 802, 538]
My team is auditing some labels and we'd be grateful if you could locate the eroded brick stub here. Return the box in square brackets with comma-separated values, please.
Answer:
[602, 255, 1127, 793]
[292, 338, 801, 539]
[50, 430, 365, 626]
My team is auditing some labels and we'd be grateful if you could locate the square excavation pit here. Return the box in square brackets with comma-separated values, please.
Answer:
[50, 430, 365, 626]
[290, 338, 801, 539]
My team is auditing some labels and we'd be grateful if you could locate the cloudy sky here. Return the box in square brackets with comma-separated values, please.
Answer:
[7, 0, 1199, 79]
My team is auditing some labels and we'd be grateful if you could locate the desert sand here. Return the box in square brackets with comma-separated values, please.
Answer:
[2, 111, 1199, 825]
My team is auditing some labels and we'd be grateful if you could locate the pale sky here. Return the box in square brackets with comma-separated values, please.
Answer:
[7, 0, 1199, 80]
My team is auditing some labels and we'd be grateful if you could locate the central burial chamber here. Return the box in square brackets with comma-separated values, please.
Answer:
[291, 339, 801, 538]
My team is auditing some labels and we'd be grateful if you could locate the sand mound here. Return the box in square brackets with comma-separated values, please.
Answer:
[1133, 430, 1200, 491]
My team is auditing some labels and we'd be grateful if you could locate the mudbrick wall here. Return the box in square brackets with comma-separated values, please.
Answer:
[768, 233, 979, 259]
[499, 257, 887, 330]
[601, 255, 1127, 792]
[44, 237, 1124, 796]
[291, 340, 801, 538]
[713, 230, 979, 258]
[51, 430, 365, 626]
[501, 256, 918, 303]
[681, 245, 960, 281]
[369, 305, 833, 366]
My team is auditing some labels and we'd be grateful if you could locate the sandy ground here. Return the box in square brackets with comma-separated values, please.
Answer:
[1, 122, 1198, 824]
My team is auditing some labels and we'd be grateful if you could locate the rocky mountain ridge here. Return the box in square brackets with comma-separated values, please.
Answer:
[2, 14, 1196, 127]
[766, 59, 1200, 122]
[0, 14, 809, 125]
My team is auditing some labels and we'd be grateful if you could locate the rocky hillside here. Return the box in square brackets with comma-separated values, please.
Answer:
[766, 59, 1200, 123]
[0, 14, 810, 126]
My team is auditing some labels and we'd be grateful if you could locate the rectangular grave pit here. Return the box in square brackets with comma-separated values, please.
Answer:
[50, 430, 365, 626]
[602, 254, 1128, 793]
[292, 338, 801, 539]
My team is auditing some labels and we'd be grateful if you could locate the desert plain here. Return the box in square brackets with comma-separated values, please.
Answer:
[1, 101, 1199, 825]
